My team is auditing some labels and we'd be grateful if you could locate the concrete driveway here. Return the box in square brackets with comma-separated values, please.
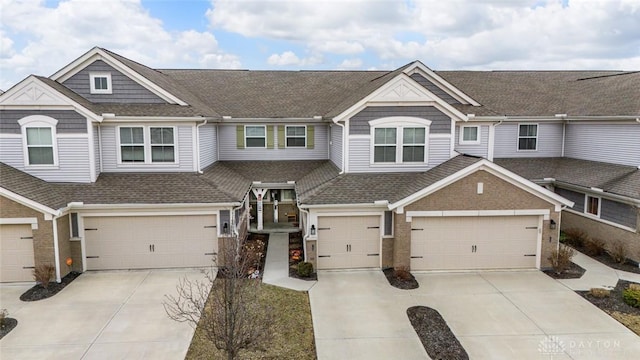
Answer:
[0, 269, 209, 360]
[309, 270, 640, 360]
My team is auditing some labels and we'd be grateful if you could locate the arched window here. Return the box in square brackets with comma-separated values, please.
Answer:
[18, 115, 59, 166]
[369, 117, 431, 164]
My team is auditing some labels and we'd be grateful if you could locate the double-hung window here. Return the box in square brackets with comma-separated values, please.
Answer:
[402, 128, 425, 162]
[374, 128, 397, 163]
[245, 126, 266, 148]
[460, 125, 480, 145]
[26, 127, 55, 165]
[518, 124, 538, 151]
[285, 126, 306, 147]
[120, 127, 145, 162]
[150, 127, 175, 162]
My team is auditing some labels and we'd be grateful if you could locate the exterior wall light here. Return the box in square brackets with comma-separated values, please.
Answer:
[223, 222, 229, 234]
[549, 219, 556, 230]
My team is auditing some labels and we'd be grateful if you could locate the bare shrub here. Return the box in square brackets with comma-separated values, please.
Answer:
[33, 264, 55, 289]
[584, 238, 606, 256]
[563, 228, 589, 248]
[394, 266, 412, 281]
[610, 240, 629, 264]
[0, 309, 8, 328]
[548, 246, 575, 275]
[589, 288, 611, 298]
[164, 228, 275, 360]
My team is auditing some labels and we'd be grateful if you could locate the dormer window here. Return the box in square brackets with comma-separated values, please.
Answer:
[370, 117, 430, 164]
[90, 72, 112, 94]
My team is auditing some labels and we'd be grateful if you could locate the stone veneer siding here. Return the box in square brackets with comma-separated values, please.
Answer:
[392, 170, 561, 270]
[562, 211, 640, 263]
[0, 196, 55, 275]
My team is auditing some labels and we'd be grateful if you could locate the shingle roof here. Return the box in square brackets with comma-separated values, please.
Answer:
[300, 155, 483, 205]
[0, 162, 68, 209]
[494, 157, 640, 200]
[439, 71, 640, 116]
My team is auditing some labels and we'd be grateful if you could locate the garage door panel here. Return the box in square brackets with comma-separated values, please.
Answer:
[1, 224, 35, 282]
[411, 216, 539, 271]
[317, 216, 380, 270]
[84, 215, 217, 270]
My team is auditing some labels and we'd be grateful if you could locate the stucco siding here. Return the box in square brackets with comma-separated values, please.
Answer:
[0, 136, 91, 182]
[494, 122, 563, 158]
[218, 124, 328, 161]
[0, 110, 87, 134]
[329, 124, 343, 169]
[199, 123, 217, 169]
[62, 60, 166, 103]
[564, 123, 640, 167]
[454, 125, 489, 158]
[349, 106, 451, 135]
[100, 125, 195, 172]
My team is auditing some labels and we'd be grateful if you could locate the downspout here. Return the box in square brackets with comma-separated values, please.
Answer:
[97, 124, 104, 173]
[52, 213, 62, 283]
[298, 204, 310, 262]
[561, 121, 566, 157]
[335, 121, 346, 174]
[488, 119, 503, 161]
[196, 119, 208, 174]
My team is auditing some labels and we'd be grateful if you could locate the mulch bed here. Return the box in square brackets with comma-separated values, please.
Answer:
[543, 262, 586, 279]
[20, 271, 81, 302]
[0, 318, 18, 339]
[578, 280, 640, 315]
[407, 306, 469, 360]
[382, 268, 419, 289]
[288, 231, 317, 281]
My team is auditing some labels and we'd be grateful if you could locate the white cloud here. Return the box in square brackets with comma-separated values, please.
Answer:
[0, 0, 240, 89]
[207, 0, 640, 70]
[337, 58, 363, 69]
[267, 51, 322, 67]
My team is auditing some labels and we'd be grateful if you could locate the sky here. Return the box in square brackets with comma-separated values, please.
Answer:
[1, 0, 639, 90]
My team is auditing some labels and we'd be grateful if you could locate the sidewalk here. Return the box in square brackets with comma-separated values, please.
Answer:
[262, 232, 316, 291]
[559, 250, 640, 291]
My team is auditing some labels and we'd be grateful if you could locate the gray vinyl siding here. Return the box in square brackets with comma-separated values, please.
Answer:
[329, 124, 343, 169]
[601, 199, 638, 229]
[0, 136, 91, 183]
[493, 122, 563, 158]
[564, 123, 640, 167]
[347, 135, 450, 173]
[409, 74, 460, 104]
[100, 125, 195, 172]
[0, 110, 87, 134]
[349, 106, 451, 135]
[218, 124, 328, 161]
[62, 60, 166, 104]
[555, 188, 584, 212]
[199, 124, 217, 169]
[454, 125, 489, 158]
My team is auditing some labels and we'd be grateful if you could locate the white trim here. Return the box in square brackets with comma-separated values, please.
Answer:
[89, 72, 112, 94]
[369, 117, 430, 165]
[87, 119, 97, 182]
[116, 125, 178, 165]
[516, 123, 538, 152]
[405, 209, 549, 219]
[564, 208, 637, 233]
[0, 188, 60, 216]
[429, 133, 452, 138]
[536, 216, 543, 269]
[52, 215, 61, 283]
[284, 125, 307, 148]
[0, 217, 39, 230]
[244, 125, 267, 149]
[19, 115, 60, 167]
[459, 125, 481, 145]
[584, 194, 602, 218]
[348, 134, 370, 139]
[389, 158, 574, 211]
[50, 48, 188, 105]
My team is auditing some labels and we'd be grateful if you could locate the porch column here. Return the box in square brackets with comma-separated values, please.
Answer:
[251, 188, 268, 230]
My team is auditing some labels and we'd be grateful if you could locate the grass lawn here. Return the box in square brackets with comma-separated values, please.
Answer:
[185, 283, 316, 360]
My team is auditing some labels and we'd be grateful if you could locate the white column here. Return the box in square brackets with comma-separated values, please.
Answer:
[273, 199, 279, 223]
[251, 188, 268, 230]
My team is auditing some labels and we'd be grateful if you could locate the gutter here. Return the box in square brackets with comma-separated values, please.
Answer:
[553, 181, 640, 207]
[301, 202, 390, 209]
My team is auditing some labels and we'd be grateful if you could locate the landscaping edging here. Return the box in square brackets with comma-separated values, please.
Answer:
[407, 306, 468, 360]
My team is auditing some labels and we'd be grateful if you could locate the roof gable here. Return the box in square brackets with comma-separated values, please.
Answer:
[404, 61, 480, 106]
[50, 47, 188, 106]
[0, 76, 100, 121]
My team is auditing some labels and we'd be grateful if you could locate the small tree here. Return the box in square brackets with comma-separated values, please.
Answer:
[164, 226, 274, 360]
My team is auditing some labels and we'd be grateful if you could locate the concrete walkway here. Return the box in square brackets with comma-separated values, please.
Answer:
[261, 232, 316, 291]
[559, 250, 640, 291]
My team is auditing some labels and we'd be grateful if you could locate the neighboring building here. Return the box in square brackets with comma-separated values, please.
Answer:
[0, 47, 637, 283]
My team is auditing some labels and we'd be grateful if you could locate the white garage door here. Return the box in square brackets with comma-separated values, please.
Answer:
[84, 215, 218, 270]
[0, 224, 35, 282]
[411, 216, 539, 271]
[317, 216, 380, 270]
